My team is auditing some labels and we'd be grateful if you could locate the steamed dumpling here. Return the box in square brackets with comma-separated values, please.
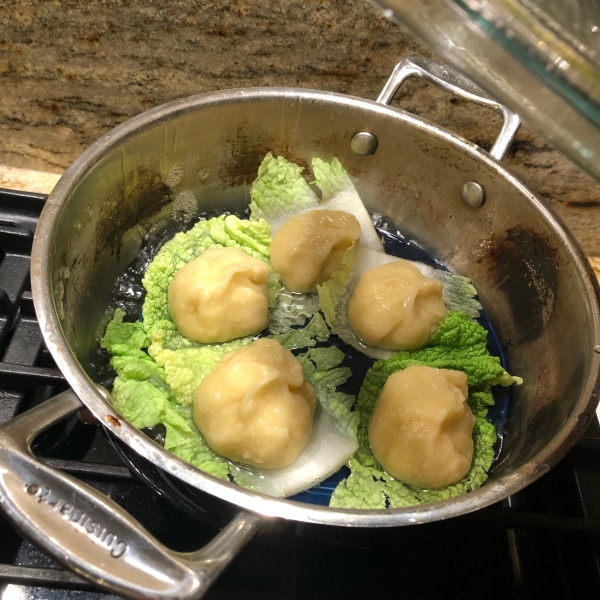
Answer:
[168, 247, 270, 344]
[194, 338, 317, 469]
[369, 365, 475, 489]
[270, 209, 361, 293]
[347, 259, 447, 350]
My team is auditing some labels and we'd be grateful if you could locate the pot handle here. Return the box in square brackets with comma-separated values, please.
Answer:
[377, 55, 520, 161]
[0, 389, 262, 600]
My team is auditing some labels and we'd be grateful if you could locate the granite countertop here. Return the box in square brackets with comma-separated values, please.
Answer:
[0, 164, 59, 193]
[0, 0, 598, 254]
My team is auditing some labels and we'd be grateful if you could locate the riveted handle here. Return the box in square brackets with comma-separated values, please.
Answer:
[0, 390, 262, 600]
[378, 55, 520, 160]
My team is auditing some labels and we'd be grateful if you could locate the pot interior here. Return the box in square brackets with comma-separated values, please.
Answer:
[37, 89, 600, 518]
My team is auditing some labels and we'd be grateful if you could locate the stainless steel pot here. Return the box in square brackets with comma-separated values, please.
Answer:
[1, 56, 599, 600]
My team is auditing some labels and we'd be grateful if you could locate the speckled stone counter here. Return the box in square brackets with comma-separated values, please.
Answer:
[0, 0, 598, 253]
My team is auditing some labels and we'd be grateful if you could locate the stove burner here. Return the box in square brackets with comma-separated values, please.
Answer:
[1, 187, 600, 599]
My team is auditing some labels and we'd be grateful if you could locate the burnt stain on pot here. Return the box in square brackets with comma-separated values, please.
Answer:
[218, 143, 264, 188]
[217, 140, 310, 188]
[53, 165, 171, 365]
[481, 227, 558, 345]
[93, 167, 171, 261]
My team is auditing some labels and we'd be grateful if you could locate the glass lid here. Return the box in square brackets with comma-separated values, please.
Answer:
[372, 0, 600, 180]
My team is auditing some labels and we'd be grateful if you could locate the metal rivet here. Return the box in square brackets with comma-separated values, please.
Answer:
[461, 181, 486, 208]
[351, 131, 378, 156]
[594, 345, 600, 354]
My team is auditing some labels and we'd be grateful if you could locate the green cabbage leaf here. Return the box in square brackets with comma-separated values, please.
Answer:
[317, 245, 484, 359]
[249, 152, 318, 221]
[330, 312, 516, 509]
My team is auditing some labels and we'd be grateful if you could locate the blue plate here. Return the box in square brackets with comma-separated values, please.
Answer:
[290, 229, 510, 505]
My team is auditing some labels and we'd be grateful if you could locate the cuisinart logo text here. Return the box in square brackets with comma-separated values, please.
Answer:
[440, 70, 480, 94]
[25, 482, 128, 558]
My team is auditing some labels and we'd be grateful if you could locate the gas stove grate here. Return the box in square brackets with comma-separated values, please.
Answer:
[1, 187, 600, 600]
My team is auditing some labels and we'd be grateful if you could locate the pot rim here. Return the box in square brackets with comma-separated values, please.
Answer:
[31, 86, 600, 527]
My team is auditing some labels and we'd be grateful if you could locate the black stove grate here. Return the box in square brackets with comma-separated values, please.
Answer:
[1, 187, 600, 600]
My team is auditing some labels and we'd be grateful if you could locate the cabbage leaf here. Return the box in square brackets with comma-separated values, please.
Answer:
[330, 313, 514, 509]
